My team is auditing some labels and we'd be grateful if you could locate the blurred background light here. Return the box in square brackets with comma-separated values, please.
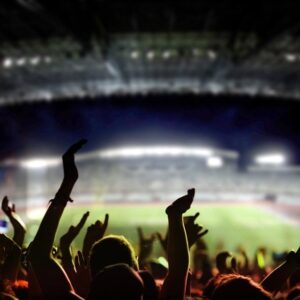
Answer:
[207, 156, 223, 168]
[255, 154, 286, 165]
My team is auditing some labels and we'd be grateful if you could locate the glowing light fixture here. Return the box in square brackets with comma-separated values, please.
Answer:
[285, 53, 297, 62]
[207, 50, 217, 61]
[207, 156, 223, 168]
[30, 56, 41, 65]
[99, 146, 213, 158]
[146, 50, 155, 60]
[255, 154, 286, 165]
[130, 50, 139, 59]
[16, 58, 26, 66]
[162, 50, 171, 59]
[3, 58, 13, 68]
[20, 158, 60, 169]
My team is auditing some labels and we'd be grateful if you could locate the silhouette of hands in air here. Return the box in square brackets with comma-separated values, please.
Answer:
[2, 196, 26, 247]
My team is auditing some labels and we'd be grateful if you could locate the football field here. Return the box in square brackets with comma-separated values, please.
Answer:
[24, 202, 300, 258]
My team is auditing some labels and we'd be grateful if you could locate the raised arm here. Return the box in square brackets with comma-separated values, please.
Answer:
[261, 249, 300, 295]
[60, 212, 89, 289]
[82, 214, 109, 261]
[137, 227, 156, 268]
[30, 139, 87, 258]
[0, 233, 22, 282]
[184, 212, 208, 249]
[28, 139, 87, 299]
[160, 188, 195, 300]
[2, 196, 26, 247]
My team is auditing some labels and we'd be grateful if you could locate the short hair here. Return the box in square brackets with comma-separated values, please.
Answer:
[87, 264, 144, 300]
[212, 274, 272, 300]
[89, 235, 139, 278]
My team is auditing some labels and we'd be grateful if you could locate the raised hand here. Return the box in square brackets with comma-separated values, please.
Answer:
[59, 211, 90, 289]
[216, 251, 237, 274]
[62, 139, 87, 182]
[27, 140, 87, 299]
[137, 227, 156, 266]
[161, 189, 195, 300]
[2, 196, 26, 247]
[156, 231, 168, 253]
[55, 138, 87, 202]
[184, 212, 208, 248]
[60, 211, 89, 250]
[166, 188, 195, 215]
[83, 214, 109, 260]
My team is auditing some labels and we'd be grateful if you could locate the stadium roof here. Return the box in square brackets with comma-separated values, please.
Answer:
[1, 145, 238, 169]
[1, 1, 300, 103]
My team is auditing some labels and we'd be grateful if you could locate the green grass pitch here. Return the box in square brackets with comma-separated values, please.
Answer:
[24, 203, 300, 260]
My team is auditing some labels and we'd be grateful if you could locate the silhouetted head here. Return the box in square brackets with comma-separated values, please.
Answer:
[87, 263, 144, 300]
[89, 235, 138, 278]
[212, 274, 272, 300]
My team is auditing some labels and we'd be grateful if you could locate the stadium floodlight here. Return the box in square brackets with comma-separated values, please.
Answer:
[16, 58, 26, 66]
[130, 50, 139, 60]
[146, 50, 155, 60]
[99, 146, 213, 159]
[207, 50, 217, 61]
[30, 56, 41, 66]
[162, 50, 171, 59]
[285, 53, 297, 62]
[207, 156, 223, 168]
[3, 58, 13, 68]
[255, 153, 286, 165]
[20, 158, 60, 169]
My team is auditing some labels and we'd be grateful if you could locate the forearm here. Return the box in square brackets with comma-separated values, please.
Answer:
[167, 215, 189, 273]
[11, 218, 26, 248]
[82, 239, 93, 261]
[30, 201, 65, 258]
[12, 230, 25, 248]
[60, 245, 77, 285]
[161, 215, 189, 300]
[2, 246, 21, 282]
[261, 258, 298, 293]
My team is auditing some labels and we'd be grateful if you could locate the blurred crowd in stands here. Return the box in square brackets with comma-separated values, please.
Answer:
[1, 140, 300, 300]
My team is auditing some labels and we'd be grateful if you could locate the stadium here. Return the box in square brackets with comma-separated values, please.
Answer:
[1, 1, 300, 299]
[1, 140, 300, 256]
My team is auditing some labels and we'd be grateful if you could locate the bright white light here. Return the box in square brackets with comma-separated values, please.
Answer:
[130, 50, 139, 59]
[208, 50, 217, 60]
[30, 56, 41, 65]
[16, 58, 26, 66]
[99, 146, 213, 159]
[146, 50, 155, 60]
[162, 50, 171, 59]
[207, 156, 223, 168]
[255, 154, 286, 165]
[20, 158, 60, 169]
[3, 58, 13, 68]
[285, 53, 297, 62]
[27, 209, 47, 220]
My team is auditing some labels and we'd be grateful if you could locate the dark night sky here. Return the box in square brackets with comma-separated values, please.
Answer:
[0, 94, 300, 167]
